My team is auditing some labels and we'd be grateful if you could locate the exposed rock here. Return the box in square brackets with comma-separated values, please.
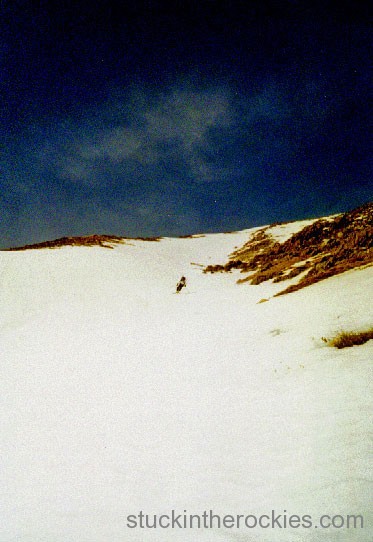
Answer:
[3, 234, 163, 251]
[205, 202, 373, 295]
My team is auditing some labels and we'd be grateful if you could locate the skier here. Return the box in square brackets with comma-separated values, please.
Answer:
[175, 276, 186, 293]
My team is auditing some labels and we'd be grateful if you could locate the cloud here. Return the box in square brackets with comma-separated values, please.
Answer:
[2, 73, 369, 248]
[144, 88, 232, 145]
[43, 85, 236, 185]
[32, 78, 302, 195]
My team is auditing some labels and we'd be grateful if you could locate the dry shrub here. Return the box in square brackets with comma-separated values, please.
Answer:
[134, 236, 162, 241]
[178, 234, 206, 238]
[327, 329, 373, 349]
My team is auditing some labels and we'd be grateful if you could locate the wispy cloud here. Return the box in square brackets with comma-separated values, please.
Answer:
[42, 85, 237, 185]
[6, 78, 339, 246]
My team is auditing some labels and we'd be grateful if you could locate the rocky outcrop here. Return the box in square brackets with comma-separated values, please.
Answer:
[205, 202, 373, 295]
[3, 234, 126, 250]
[3, 234, 163, 251]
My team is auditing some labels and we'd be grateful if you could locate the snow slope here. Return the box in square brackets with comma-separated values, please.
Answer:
[1, 226, 372, 541]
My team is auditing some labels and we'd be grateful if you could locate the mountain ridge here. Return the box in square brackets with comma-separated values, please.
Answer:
[1, 202, 372, 542]
[2, 202, 372, 298]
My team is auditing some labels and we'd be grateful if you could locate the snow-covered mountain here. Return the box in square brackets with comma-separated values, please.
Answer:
[1, 204, 372, 541]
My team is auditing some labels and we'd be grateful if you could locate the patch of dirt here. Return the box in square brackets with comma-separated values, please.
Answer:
[204, 202, 373, 295]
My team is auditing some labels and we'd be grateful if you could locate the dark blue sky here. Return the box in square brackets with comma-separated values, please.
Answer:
[1, 0, 371, 247]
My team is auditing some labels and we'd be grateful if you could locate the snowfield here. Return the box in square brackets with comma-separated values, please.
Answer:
[1, 226, 372, 541]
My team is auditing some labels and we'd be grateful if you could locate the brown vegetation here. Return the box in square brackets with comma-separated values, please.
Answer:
[4, 234, 125, 251]
[204, 202, 373, 295]
[133, 236, 162, 242]
[3, 234, 163, 251]
[325, 329, 373, 349]
[178, 233, 206, 239]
